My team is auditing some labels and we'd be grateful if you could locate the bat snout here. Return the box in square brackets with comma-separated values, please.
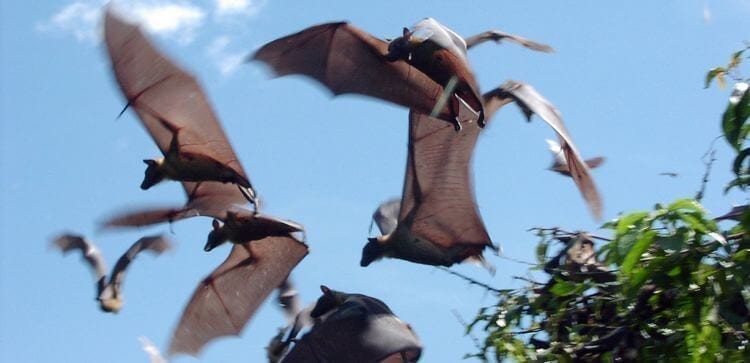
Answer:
[360, 238, 383, 267]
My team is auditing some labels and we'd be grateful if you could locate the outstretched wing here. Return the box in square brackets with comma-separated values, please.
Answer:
[464, 30, 554, 52]
[485, 81, 603, 220]
[253, 22, 457, 123]
[101, 181, 248, 228]
[168, 235, 309, 357]
[52, 234, 107, 294]
[104, 9, 251, 189]
[108, 235, 172, 293]
[399, 110, 492, 254]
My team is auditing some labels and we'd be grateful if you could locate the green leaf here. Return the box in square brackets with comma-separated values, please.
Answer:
[724, 88, 750, 151]
[622, 230, 657, 274]
[705, 67, 726, 88]
[549, 280, 580, 297]
[667, 199, 706, 214]
[615, 211, 649, 235]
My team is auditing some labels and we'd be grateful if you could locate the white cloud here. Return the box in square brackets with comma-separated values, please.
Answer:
[129, 2, 205, 44]
[38, 1, 206, 44]
[36, 1, 102, 42]
[214, 0, 265, 17]
[206, 35, 245, 76]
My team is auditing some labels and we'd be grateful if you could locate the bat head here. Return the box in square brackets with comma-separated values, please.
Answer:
[141, 159, 166, 190]
[204, 219, 227, 252]
[386, 27, 413, 62]
[310, 285, 348, 319]
[360, 237, 386, 267]
[99, 297, 123, 313]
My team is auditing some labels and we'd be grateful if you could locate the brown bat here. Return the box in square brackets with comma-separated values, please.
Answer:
[168, 235, 309, 357]
[253, 21, 480, 131]
[104, 8, 257, 205]
[464, 30, 555, 52]
[483, 80, 603, 219]
[51, 233, 171, 313]
[361, 107, 495, 268]
[204, 210, 304, 252]
[279, 286, 422, 362]
[546, 139, 605, 176]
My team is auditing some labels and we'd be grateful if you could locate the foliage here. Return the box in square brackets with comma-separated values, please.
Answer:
[465, 46, 750, 362]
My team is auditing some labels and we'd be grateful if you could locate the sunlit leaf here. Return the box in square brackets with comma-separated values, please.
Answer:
[705, 67, 726, 88]
[622, 230, 657, 274]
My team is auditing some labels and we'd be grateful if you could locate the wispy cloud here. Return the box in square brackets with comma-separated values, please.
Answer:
[36, 1, 102, 42]
[129, 2, 205, 45]
[214, 0, 266, 17]
[206, 35, 245, 76]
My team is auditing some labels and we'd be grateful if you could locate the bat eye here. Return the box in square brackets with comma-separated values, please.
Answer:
[320, 285, 331, 294]
[212, 219, 221, 230]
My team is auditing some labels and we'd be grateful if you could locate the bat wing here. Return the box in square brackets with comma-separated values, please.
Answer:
[101, 181, 248, 228]
[252, 22, 454, 122]
[398, 110, 492, 253]
[464, 30, 554, 52]
[491, 80, 603, 220]
[585, 156, 605, 169]
[104, 9, 249, 184]
[371, 198, 401, 235]
[168, 235, 309, 357]
[108, 235, 172, 292]
[52, 234, 108, 291]
[282, 294, 422, 362]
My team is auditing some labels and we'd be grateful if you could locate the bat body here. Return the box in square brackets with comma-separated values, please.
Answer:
[253, 22, 469, 129]
[52, 234, 171, 313]
[204, 210, 304, 251]
[546, 139, 605, 176]
[281, 286, 422, 362]
[386, 18, 484, 130]
[483, 81, 603, 220]
[104, 8, 257, 205]
[361, 107, 494, 268]
[169, 235, 309, 357]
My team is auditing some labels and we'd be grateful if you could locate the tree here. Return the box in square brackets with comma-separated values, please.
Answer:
[465, 45, 750, 362]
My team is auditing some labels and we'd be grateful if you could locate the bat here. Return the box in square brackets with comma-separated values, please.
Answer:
[546, 139, 605, 176]
[361, 106, 495, 268]
[280, 286, 422, 362]
[369, 198, 400, 236]
[204, 210, 304, 252]
[385, 18, 484, 130]
[714, 205, 748, 221]
[253, 21, 478, 131]
[168, 234, 308, 357]
[51, 233, 171, 313]
[483, 81, 604, 220]
[104, 8, 257, 205]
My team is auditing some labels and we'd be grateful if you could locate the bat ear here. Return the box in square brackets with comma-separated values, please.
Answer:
[402, 27, 410, 37]
[212, 219, 220, 230]
[320, 285, 331, 295]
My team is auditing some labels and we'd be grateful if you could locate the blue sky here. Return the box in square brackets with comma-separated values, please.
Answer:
[1, 1, 748, 362]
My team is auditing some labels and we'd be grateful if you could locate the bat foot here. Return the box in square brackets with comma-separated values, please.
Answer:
[452, 120, 462, 132]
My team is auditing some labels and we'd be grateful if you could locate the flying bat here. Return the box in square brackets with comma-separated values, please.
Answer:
[168, 235, 308, 357]
[204, 209, 305, 251]
[280, 286, 422, 362]
[546, 139, 605, 176]
[253, 20, 485, 131]
[483, 81, 603, 220]
[104, 8, 257, 205]
[361, 106, 495, 268]
[464, 30, 555, 52]
[51, 233, 171, 313]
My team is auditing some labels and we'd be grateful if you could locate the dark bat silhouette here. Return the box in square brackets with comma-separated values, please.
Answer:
[169, 235, 309, 357]
[361, 107, 494, 268]
[253, 21, 482, 131]
[204, 210, 304, 252]
[714, 205, 748, 221]
[104, 8, 257, 205]
[464, 30, 555, 52]
[52, 233, 171, 313]
[546, 139, 605, 176]
[483, 81, 603, 220]
[280, 286, 422, 362]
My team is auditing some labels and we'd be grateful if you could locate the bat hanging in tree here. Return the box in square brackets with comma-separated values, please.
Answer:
[51, 233, 171, 313]
[279, 285, 423, 362]
[168, 234, 309, 357]
[104, 8, 257, 205]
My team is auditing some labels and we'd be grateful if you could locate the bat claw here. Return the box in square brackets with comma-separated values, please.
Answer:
[453, 120, 462, 132]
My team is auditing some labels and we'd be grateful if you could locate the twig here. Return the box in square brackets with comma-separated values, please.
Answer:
[450, 309, 484, 352]
[695, 136, 721, 201]
[438, 267, 504, 294]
